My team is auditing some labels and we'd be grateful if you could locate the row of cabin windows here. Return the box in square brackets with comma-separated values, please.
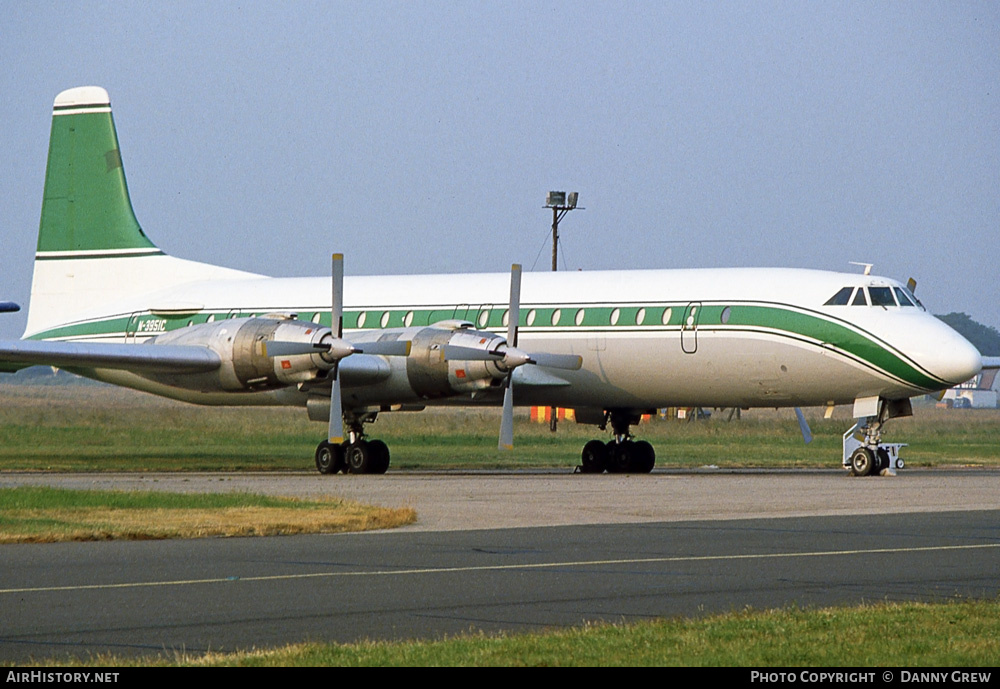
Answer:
[824, 286, 921, 308]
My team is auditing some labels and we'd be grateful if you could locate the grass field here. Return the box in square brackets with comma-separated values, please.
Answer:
[0, 384, 997, 472]
[24, 599, 1000, 667]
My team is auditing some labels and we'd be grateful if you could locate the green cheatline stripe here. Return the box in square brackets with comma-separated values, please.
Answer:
[22, 301, 944, 391]
[35, 250, 165, 261]
[53, 103, 109, 113]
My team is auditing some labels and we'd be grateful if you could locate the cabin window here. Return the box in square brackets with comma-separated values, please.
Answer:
[852, 288, 868, 306]
[610, 308, 620, 326]
[661, 307, 672, 325]
[869, 287, 896, 307]
[824, 287, 853, 306]
[894, 287, 916, 307]
[404, 311, 414, 327]
[575, 309, 586, 326]
[721, 306, 731, 324]
[551, 309, 561, 326]
[312, 312, 321, 324]
[527, 309, 536, 326]
[380, 311, 391, 328]
[636, 308, 646, 325]
[501, 309, 509, 327]
[357, 311, 367, 328]
[477, 310, 490, 328]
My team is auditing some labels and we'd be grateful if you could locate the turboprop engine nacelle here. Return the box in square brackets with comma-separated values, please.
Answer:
[403, 321, 510, 399]
[147, 317, 335, 392]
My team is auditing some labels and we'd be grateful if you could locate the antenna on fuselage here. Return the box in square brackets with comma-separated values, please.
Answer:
[849, 262, 873, 276]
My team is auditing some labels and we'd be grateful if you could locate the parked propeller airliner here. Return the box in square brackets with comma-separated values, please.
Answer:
[0, 87, 984, 476]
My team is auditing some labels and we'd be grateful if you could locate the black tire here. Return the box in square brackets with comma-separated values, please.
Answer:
[633, 440, 655, 473]
[345, 440, 371, 474]
[875, 447, 890, 474]
[849, 447, 875, 477]
[607, 440, 634, 473]
[315, 441, 342, 475]
[581, 440, 608, 473]
[367, 439, 390, 475]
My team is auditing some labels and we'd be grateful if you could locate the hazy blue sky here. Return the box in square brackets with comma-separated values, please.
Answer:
[2, 2, 997, 339]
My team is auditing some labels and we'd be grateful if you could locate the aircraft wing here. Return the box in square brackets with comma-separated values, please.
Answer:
[0, 340, 221, 374]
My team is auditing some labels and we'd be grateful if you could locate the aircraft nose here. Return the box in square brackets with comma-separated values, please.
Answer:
[932, 326, 982, 386]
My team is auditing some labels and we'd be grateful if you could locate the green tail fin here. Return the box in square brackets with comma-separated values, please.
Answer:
[37, 86, 161, 257]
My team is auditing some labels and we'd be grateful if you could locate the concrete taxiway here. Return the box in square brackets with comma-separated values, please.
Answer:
[1, 469, 998, 662]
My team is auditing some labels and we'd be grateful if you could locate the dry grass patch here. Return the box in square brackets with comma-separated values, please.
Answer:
[0, 487, 416, 543]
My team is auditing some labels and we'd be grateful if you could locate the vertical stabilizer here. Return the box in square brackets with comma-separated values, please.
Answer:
[38, 86, 160, 258]
[25, 87, 261, 340]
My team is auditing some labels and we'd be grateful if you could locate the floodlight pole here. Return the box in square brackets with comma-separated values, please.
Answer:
[544, 192, 580, 432]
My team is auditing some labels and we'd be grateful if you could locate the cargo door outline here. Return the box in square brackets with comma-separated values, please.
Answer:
[681, 302, 701, 354]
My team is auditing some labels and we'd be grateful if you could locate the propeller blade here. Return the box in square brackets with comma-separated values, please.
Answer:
[328, 253, 345, 444]
[507, 264, 521, 348]
[794, 407, 813, 444]
[332, 253, 344, 338]
[442, 344, 499, 361]
[498, 382, 514, 450]
[263, 340, 327, 357]
[356, 340, 412, 357]
[528, 352, 583, 370]
[329, 364, 344, 444]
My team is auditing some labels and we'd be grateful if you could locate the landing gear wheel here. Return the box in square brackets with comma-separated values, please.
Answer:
[367, 439, 390, 475]
[581, 440, 608, 473]
[849, 447, 875, 477]
[345, 440, 371, 474]
[315, 441, 344, 475]
[633, 440, 655, 473]
[607, 440, 634, 474]
[875, 447, 890, 474]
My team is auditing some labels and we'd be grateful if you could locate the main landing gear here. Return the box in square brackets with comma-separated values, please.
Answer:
[578, 410, 656, 474]
[315, 413, 391, 475]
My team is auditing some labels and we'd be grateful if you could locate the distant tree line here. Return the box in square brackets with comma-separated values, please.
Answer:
[936, 313, 1000, 356]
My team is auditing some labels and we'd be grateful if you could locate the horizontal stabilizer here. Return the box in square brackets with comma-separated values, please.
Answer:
[0, 340, 221, 374]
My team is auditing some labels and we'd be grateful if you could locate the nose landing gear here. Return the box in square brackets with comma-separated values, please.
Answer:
[843, 398, 910, 477]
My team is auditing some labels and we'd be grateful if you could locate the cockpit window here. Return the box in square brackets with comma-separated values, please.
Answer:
[869, 287, 896, 307]
[852, 288, 868, 306]
[893, 287, 916, 307]
[824, 287, 854, 306]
